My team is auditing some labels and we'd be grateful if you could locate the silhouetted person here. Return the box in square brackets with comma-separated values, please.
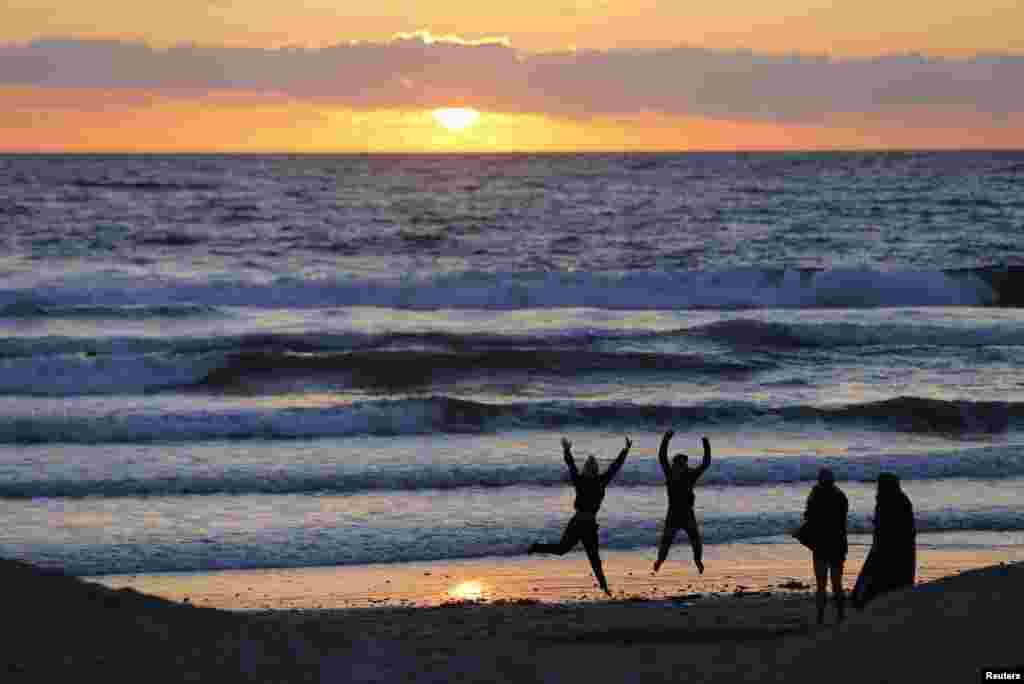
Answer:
[801, 467, 849, 625]
[529, 436, 631, 596]
[853, 472, 917, 610]
[652, 431, 711, 574]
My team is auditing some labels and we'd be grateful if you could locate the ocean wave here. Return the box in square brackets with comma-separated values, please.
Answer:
[0, 352, 228, 396]
[0, 200, 33, 216]
[71, 179, 220, 192]
[198, 349, 766, 391]
[0, 332, 375, 361]
[132, 231, 207, 247]
[1, 337, 757, 395]
[24, 507, 1024, 575]
[807, 396, 1018, 434]
[688, 317, 1024, 349]
[0, 397, 469, 444]
[603, 509, 1024, 554]
[3, 317, 1024, 385]
[0, 395, 1020, 445]
[689, 319, 809, 347]
[0, 301, 221, 320]
[3, 444, 1024, 499]
[6, 266, 1022, 311]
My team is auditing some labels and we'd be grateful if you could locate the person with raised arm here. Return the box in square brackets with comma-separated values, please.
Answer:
[652, 430, 711, 574]
[529, 436, 631, 596]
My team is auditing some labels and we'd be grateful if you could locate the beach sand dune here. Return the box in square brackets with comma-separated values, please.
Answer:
[4, 558, 323, 683]
[5, 556, 1022, 682]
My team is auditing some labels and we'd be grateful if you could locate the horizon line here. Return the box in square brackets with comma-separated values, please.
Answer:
[3, 147, 1024, 155]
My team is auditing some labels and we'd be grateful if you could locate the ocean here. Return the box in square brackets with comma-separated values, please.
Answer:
[1, 151, 1023, 576]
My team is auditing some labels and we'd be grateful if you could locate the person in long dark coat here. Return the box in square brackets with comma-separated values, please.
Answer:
[853, 472, 917, 610]
[801, 467, 849, 625]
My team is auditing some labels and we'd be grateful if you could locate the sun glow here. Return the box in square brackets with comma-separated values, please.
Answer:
[447, 580, 487, 601]
[432, 107, 481, 131]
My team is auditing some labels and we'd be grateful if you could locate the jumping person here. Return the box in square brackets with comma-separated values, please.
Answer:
[529, 436, 631, 596]
[801, 467, 849, 625]
[652, 430, 711, 574]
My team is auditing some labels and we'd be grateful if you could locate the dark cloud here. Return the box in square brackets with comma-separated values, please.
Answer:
[2, 35, 1023, 124]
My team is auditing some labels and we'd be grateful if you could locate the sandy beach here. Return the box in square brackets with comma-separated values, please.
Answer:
[94, 538, 1022, 610]
[6, 541, 1022, 683]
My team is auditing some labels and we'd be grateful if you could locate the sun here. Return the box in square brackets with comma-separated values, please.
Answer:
[432, 107, 481, 132]
[446, 580, 487, 601]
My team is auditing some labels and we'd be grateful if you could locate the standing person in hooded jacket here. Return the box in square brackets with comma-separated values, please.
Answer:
[800, 467, 849, 625]
[529, 436, 631, 596]
[652, 430, 711, 575]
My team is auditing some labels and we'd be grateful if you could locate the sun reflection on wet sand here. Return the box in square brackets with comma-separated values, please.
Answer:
[447, 579, 488, 602]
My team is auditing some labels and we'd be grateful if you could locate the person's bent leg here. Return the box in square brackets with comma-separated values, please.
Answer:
[831, 559, 846, 623]
[683, 514, 704, 574]
[813, 554, 829, 625]
[530, 519, 581, 555]
[581, 525, 611, 596]
[653, 522, 678, 573]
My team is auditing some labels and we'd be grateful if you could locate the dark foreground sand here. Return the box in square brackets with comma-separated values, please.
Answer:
[5, 554, 1023, 683]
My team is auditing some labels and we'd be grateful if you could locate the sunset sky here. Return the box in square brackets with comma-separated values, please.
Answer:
[2, 1, 1023, 151]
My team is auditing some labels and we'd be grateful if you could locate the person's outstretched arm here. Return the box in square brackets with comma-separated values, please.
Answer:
[562, 437, 579, 484]
[602, 437, 632, 485]
[658, 430, 673, 479]
[694, 437, 712, 480]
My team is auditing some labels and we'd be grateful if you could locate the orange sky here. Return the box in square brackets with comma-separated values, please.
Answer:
[5, 1, 1024, 55]
[2, 2, 1023, 151]
[4, 87, 1020, 153]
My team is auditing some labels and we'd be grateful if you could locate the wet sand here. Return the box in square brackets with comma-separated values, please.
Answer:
[95, 540, 1022, 610]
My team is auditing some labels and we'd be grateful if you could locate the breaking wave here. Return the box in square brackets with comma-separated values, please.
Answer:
[5, 266, 1023, 311]
[0, 396, 1020, 446]
[2, 444, 1023, 499]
